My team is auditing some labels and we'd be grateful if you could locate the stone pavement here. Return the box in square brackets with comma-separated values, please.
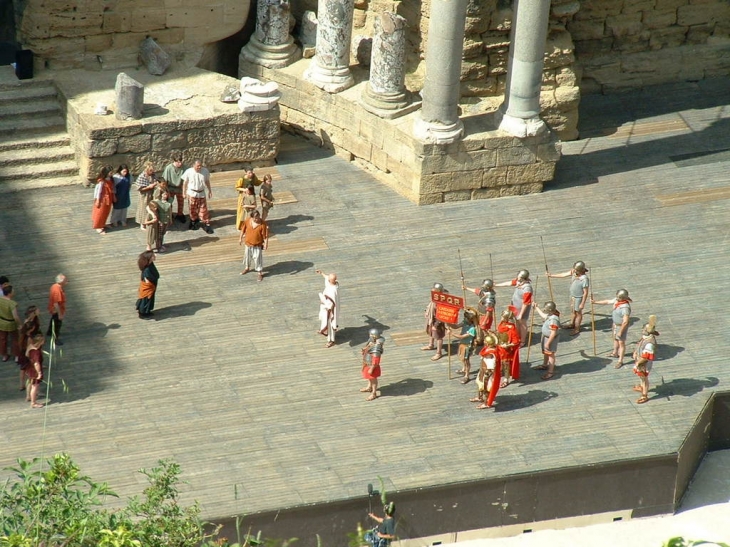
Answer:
[1, 76, 729, 542]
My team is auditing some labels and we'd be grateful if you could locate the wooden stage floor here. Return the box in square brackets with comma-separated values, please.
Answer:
[1, 77, 729, 542]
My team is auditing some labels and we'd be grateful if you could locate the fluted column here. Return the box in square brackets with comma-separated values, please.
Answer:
[498, 0, 551, 137]
[303, 0, 355, 93]
[413, 0, 468, 144]
[240, 0, 301, 69]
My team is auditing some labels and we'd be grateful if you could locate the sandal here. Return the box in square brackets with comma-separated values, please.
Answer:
[456, 369, 465, 374]
[366, 393, 377, 401]
[31, 403, 44, 408]
[614, 361, 624, 369]
[632, 385, 643, 392]
[359, 387, 372, 393]
[636, 396, 649, 404]
[240, 269, 249, 275]
[421, 345, 435, 351]
[469, 397, 482, 403]
[460, 377, 470, 384]
[257, 272, 264, 282]
[609, 352, 619, 358]
[325, 341, 335, 348]
[430, 354, 442, 361]
[500, 379, 509, 388]
[476, 403, 490, 409]
[534, 364, 549, 370]
[541, 372, 555, 380]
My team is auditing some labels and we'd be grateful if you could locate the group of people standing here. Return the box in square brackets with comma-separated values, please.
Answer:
[1, 274, 67, 408]
[424, 260, 660, 408]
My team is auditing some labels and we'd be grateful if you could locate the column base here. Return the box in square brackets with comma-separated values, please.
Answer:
[413, 117, 464, 144]
[303, 58, 354, 93]
[240, 36, 301, 69]
[360, 84, 421, 120]
[497, 111, 547, 138]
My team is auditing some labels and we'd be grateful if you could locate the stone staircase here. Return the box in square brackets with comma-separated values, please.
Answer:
[0, 73, 80, 191]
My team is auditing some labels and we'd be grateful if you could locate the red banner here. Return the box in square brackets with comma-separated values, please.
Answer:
[432, 290, 464, 324]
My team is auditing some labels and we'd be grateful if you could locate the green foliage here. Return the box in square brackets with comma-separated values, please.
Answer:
[663, 539, 729, 547]
[0, 453, 211, 547]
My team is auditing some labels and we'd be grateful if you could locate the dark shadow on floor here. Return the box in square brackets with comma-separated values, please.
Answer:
[266, 260, 314, 277]
[267, 214, 315, 235]
[337, 316, 391, 348]
[493, 389, 558, 412]
[152, 301, 212, 319]
[379, 378, 433, 397]
[650, 376, 719, 401]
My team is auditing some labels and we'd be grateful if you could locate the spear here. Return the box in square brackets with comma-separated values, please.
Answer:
[526, 275, 539, 364]
[457, 248, 467, 302]
[589, 265, 597, 356]
[540, 236, 554, 302]
[489, 252, 494, 281]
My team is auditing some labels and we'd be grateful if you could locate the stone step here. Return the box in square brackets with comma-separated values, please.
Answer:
[0, 85, 58, 106]
[0, 130, 71, 152]
[0, 144, 76, 167]
[0, 159, 78, 183]
[0, 98, 60, 120]
[0, 174, 83, 194]
[0, 114, 66, 136]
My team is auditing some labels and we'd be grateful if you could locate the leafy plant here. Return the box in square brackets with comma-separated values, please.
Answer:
[663, 539, 729, 547]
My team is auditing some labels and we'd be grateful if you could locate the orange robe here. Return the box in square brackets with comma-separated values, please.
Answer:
[91, 178, 115, 229]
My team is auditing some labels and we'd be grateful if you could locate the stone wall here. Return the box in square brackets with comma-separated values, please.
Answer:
[53, 68, 279, 182]
[241, 59, 559, 205]
[15, 0, 251, 71]
[568, 0, 730, 92]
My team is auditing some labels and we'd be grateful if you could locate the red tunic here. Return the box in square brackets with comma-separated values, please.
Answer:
[91, 178, 115, 229]
[478, 346, 501, 407]
[497, 320, 521, 380]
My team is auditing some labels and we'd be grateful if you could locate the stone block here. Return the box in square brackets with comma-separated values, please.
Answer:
[483, 34, 510, 50]
[567, 19, 607, 41]
[151, 132, 188, 151]
[606, 12, 643, 37]
[85, 139, 118, 158]
[358, 119, 385, 149]
[117, 133, 152, 153]
[642, 8, 678, 29]
[460, 78, 498, 97]
[487, 49, 509, 73]
[545, 31, 576, 69]
[495, 146, 536, 167]
[555, 67, 578, 87]
[371, 146, 389, 172]
[506, 163, 556, 185]
[489, 8, 513, 31]
[463, 37, 484, 59]
[655, 0, 688, 9]
[481, 166, 508, 188]
[687, 23, 714, 44]
[623, 0, 657, 14]
[115, 72, 144, 121]
[678, 3, 729, 26]
[554, 85, 581, 108]
[342, 130, 373, 161]
[460, 59, 489, 80]
[499, 182, 543, 196]
[353, 8, 367, 28]
[139, 37, 171, 75]
[573, 0, 623, 20]
[472, 188, 501, 199]
[86, 124, 143, 140]
[537, 142, 562, 162]
[130, 8, 167, 32]
[613, 33, 651, 53]
[417, 192, 444, 205]
[422, 149, 497, 173]
[28, 36, 85, 56]
[167, 6, 224, 28]
[84, 34, 113, 53]
[574, 37, 614, 56]
[552, 0, 580, 18]
[443, 190, 472, 202]
[419, 172, 451, 194]
[465, 15, 490, 34]
[649, 26, 690, 49]
[112, 32, 152, 51]
[103, 11, 132, 33]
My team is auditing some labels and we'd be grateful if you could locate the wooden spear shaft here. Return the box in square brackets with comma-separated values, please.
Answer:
[589, 265, 597, 356]
[526, 275, 539, 363]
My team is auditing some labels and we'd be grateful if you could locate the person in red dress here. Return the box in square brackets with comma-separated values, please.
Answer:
[23, 333, 46, 408]
[91, 165, 115, 234]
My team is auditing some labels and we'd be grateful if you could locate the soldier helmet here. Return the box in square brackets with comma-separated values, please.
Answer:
[369, 328, 380, 338]
[543, 301, 557, 314]
[573, 261, 587, 274]
[483, 332, 498, 348]
[433, 282, 444, 292]
[616, 289, 631, 301]
[517, 269, 530, 281]
[501, 308, 515, 322]
[643, 315, 659, 336]
[464, 307, 478, 323]
[482, 279, 494, 290]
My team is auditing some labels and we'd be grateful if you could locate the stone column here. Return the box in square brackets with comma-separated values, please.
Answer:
[303, 0, 355, 93]
[115, 72, 144, 121]
[498, 0, 551, 137]
[361, 12, 416, 119]
[240, 0, 301, 69]
[413, 0, 468, 144]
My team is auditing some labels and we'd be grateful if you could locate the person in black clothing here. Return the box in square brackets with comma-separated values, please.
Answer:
[365, 502, 396, 547]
